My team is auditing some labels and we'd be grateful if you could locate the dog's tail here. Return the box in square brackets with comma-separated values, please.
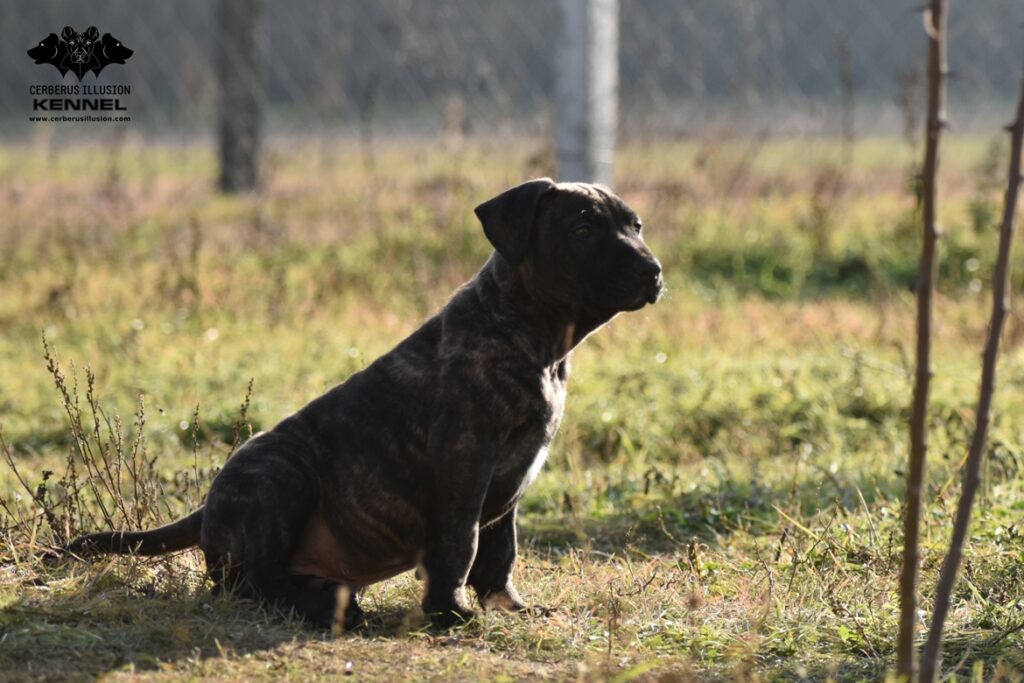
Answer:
[64, 507, 204, 558]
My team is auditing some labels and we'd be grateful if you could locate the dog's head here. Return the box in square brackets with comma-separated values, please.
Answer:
[475, 178, 663, 317]
[62, 26, 99, 64]
[28, 33, 62, 64]
[98, 34, 133, 65]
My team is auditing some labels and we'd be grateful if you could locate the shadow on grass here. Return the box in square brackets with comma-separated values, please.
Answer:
[520, 468, 907, 557]
[0, 563, 427, 681]
[0, 592, 283, 680]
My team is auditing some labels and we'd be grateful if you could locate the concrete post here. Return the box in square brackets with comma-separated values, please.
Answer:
[556, 0, 618, 184]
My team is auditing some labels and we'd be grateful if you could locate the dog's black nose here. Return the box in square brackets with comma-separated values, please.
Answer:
[634, 259, 662, 282]
[634, 258, 664, 305]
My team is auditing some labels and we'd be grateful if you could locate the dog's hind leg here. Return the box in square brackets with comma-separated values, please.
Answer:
[200, 438, 353, 629]
[226, 572, 363, 630]
[271, 576, 364, 630]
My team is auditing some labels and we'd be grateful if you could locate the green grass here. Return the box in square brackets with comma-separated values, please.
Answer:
[1, 136, 1023, 681]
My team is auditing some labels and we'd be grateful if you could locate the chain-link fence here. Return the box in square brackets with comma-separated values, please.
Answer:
[3, 0, 1021, 144]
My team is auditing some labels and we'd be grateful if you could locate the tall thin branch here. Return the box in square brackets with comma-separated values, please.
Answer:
[897, 0, 948, 679]
[918, 62, 1024, 683]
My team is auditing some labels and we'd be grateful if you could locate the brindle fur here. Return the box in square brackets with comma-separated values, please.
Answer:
[66, 178, 663, 630]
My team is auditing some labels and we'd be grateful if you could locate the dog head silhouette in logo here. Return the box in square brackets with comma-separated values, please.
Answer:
[93, 34, 133, 75]
[61, 26, 101, 80]
[27, 33, 69, 77]
[27, 26, 132, 81]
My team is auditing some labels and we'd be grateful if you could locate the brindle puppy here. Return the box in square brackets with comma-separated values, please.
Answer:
[66, 178, 664, 630]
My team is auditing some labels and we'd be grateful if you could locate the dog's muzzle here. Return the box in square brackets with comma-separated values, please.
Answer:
[635, 259, 664, 305]
[645, 275, 665, 304]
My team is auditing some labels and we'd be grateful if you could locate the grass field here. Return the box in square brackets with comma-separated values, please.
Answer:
[1, 135, 1023, 681]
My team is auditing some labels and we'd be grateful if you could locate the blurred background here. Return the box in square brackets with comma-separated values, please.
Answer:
[3, 2, 1022, 150]
[4, 0, 1024, 539]
[3, 1, 1022, 140]
[1, 1, 1022, 327]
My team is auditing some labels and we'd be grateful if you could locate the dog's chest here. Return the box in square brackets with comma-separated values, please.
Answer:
[489, 362, 568, 504]
[538, 363, 569, 442]
[521, 361, 568, 449]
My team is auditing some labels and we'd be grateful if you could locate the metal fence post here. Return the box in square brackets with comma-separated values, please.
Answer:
[556, 0, 618, 185]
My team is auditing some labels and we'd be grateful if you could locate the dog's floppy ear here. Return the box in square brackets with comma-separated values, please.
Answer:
[474, 178, 555, 266]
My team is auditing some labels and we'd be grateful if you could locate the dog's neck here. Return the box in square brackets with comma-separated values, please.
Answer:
[474, 255, 614, 367]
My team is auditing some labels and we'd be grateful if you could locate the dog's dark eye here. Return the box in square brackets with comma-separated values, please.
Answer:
[573, 225, 592, 239]
[634, 219, 643, 233]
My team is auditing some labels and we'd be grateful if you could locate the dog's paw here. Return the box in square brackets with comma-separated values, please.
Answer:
[480, 588, 527, 612]
[480, 591, 551, 618]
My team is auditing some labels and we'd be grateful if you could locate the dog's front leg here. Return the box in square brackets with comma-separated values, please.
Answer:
[419, 409, 497, 629]
[468, 506, 528, 611]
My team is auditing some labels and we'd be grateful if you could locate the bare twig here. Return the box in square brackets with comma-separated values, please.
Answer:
[43, 338, 115, 528]
[898, 1, 948, 679]
[228, 378, 255, 458]
[190, 404, 202, 507]
[918, 60, 1024, 683]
